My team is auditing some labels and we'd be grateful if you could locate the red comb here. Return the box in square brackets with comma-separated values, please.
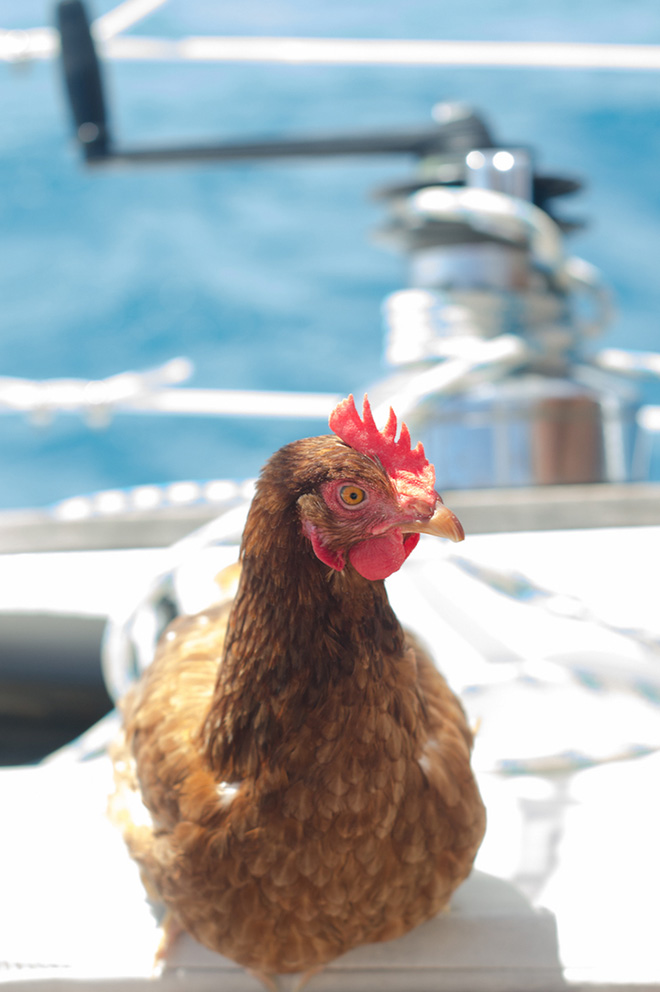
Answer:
[329, 394, 436, 498]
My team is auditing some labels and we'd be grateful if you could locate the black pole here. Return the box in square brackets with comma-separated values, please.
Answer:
[87, 125, 496, 167]
[56, 0, 110, 160]
[54, 1, 495, 167]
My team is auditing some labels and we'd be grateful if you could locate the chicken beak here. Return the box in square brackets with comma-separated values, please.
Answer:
[401, 498, 465, 543]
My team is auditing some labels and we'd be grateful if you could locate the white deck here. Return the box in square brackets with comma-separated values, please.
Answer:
[1, 526, 659, 989]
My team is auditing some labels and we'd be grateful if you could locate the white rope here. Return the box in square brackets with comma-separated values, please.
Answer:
[410, 186, 564, 272]
[98, 36, 660, 70]
[0, 359, 339, 423]
[373, 334, 530, 422]
[3, 29, 660, 70]
[596, 348, 660, 379]
[92, 0, 170, 43]
[128, 388, 341, 419]
[0, 27, 57, 62]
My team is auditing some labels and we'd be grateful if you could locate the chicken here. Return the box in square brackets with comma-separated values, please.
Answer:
[110, 394, 486, 982]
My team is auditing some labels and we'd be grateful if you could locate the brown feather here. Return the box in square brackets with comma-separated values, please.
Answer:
[110, 433, 486, 976]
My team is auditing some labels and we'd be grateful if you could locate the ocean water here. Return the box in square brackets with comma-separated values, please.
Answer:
[2, 0, 660, 508]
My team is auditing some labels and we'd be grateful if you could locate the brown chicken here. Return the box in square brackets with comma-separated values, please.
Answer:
[111, 394, 486, 983]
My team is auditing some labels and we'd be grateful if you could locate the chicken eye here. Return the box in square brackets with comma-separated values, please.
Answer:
[339, 485, 366, 507]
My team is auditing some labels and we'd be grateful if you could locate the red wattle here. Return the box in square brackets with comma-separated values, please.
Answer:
[349, 531, 419, 581]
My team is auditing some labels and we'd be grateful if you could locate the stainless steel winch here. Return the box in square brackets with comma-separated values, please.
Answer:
[373, 103, 657, 490]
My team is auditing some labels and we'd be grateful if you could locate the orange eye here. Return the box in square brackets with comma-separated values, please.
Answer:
[340, 485, 366, 506]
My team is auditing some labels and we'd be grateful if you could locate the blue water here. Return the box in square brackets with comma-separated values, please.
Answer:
[2, 0, 660, 508]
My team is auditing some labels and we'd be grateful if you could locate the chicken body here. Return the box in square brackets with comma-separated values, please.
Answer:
[112, 427, 486, 975]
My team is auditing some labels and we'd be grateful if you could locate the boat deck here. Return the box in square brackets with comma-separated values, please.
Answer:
[1, 521, 659, 987]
